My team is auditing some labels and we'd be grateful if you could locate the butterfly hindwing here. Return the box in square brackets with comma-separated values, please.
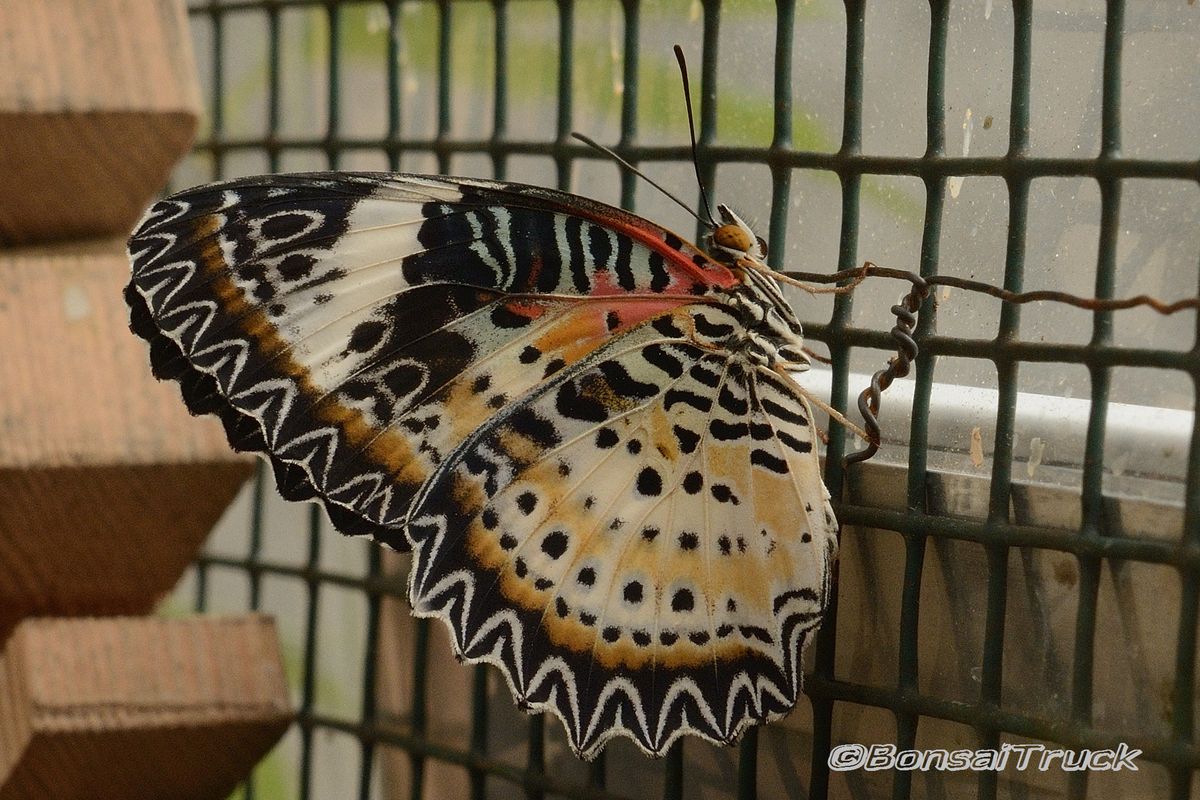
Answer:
[406, 303, 836, 757]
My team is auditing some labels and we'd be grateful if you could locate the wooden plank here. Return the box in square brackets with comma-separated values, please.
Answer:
[0, 0, 201, 245]
[0, 615, 293, 800]
[0, 240, 240, 468]
[0, 242, 253, 639]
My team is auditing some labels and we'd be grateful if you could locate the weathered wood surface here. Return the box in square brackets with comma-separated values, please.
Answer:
[0, 243, 252, 639]
[0, 615, 292, 800]
[0, 1, 201, 245]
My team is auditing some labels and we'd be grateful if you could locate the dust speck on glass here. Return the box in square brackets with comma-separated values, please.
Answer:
[167, 2, 1199, 799]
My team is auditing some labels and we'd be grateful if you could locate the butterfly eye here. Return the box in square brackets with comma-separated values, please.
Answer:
[713, 223, 754, 254]
[756, 236, 769, 258]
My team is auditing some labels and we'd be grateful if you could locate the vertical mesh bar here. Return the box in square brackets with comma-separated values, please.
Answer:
[469, 665, 490, 800]
[408, 618, 430, 800]
[765, 0, 794, 251]
[890, 5, 950, 800]
[809, 1, 866, 795]
[554, 0, 575, 191]
[243, 462, 267, 800]
[975, 5, 1033, 800]
[386, 0, 403, 171]
[525, 716, 545, 800]
[1172, 286, 1200, 798]
[1171, 174, 1200, 794]
[436, 0, 453, 174]
[490, 0, 508, 180]
[327, 3, 342, 167]
[736, 727, 758, 800]
[266, 2, 282, 173]
[1066, 4, 1125, 798]
[208, 0, 225, 179]
[662, 741, 684, 800]
[299, 506, 324, 800]
[692, 0, 721, 246]
[742, 5, 796, 796]
[359, 543, 384, 799]
[617, 0, 639, 211]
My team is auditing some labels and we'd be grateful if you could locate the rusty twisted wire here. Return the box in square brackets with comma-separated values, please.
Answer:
[780, 263, 1200, 466]
[842, 275, 930, 465]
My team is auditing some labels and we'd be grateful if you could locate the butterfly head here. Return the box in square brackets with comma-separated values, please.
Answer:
[709, 204, 769, 264]
[704, 205, 810, 371]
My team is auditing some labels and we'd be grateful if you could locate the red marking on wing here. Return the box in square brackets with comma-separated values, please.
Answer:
[592, 211, 740, 293]
[503, 299, 550, 322]
[602, 297, 692, 333]
[513, 295, 709, 370]
[588, 268, 628, 296]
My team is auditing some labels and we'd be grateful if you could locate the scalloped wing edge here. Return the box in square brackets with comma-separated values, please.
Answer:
[124, 276, 412, 551]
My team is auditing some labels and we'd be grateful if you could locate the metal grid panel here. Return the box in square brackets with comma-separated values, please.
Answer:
[178, 1, 1200, 798]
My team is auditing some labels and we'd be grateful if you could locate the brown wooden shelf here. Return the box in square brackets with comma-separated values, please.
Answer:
[0, 0, 201, 245]
[0, 615, 292, 800]
[0, 242, 253, 640]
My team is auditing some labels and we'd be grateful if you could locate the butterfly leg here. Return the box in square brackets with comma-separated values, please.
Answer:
[801, 345, 833, 366]
[751, 259, 872, 296]
[814, 423, 831, 447]
[772, 368, 872, 446]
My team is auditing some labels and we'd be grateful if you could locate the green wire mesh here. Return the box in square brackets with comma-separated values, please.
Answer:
[178, 1, 1200, 798]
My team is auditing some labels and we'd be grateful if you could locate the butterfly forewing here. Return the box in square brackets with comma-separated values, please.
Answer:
[126, 171, 836, 758]
[128, 173, 732, 540]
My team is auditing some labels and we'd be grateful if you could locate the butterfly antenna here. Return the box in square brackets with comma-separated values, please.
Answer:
[571, 132, 709, 227]
[673, 44, 718, 228]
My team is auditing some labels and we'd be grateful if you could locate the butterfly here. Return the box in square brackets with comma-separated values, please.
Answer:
[125, 171, 838, 759]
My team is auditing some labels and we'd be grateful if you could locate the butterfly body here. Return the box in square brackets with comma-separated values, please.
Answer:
[127, 172, 837, 758]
